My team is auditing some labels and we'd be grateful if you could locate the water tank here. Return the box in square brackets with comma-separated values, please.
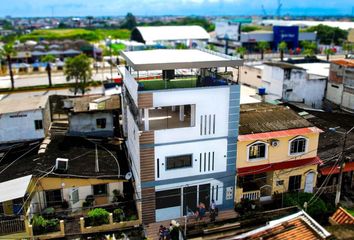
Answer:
[258, 87, 266, 95]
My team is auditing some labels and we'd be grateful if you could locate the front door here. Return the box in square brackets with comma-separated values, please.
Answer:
[183, 186, 197, 215]
[304, 172, 315, 193]
[199, 184, 211, 210]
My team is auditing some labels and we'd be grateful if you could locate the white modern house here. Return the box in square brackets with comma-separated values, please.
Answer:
[0, 96, 51, 144]
[119, 49, 242, 224]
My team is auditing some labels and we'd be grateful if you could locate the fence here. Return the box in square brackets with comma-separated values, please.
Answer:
[0, 217, 25, 235]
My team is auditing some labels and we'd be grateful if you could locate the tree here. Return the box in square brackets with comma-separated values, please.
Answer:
[342, 42, 353, 58]
[206, 44, 216, 51]
[86, 16, 94, 28]
[121, 12, 137, 30]
[257, 41, 270, 60]
[324, 48, 335, 61]
[236, 47, 247, 59]
[306, 24, 348, 45]
[41, 54, 56, 87]
[64, 54, 92, 95]
[278, 41, 288, 61]
[301, 41, 317, 57]
[0, 43, 16, 90]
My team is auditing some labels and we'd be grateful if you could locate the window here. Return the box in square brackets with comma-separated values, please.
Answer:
[331, 84, 339, 89]
[288, 175, 302, 191]
[96, 118, 107, 129]
[93, 184, 107, 195]
[34, 120, 43, 130]
[72, 188, 79, 204]
[248, 142, 267, 160]
[276, 180, 284, 186]
[289, 137, 307, 155]
[45, 189, 62, 207]
[166, 154, 192, 170]
[156, 189, 181, 209]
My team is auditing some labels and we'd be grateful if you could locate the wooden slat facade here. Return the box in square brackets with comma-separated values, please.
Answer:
[141, 187, 156, 224]
[139, 131, 155, 145]
[138, 93, 153, 108]
[140, 148, 155, 182]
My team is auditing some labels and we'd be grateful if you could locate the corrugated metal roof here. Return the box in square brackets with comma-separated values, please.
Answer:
[330, 207, 354, 225]
[133, 25, 210, 42]
[239, 103, 314, 135]
[0, 175, 32, 203]
[331, 59, 354, 67]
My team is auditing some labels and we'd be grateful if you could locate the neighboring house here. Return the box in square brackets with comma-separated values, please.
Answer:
[0, 135, 128, 218]
[119, 49, 243, 224]
[238, 64, 264, 88]
[325, 59, 354, 113]
[226, 210, 331, 240]
[235, 103, 322, 203]
[0, 96, 51, 144]
[66, 95, 120, 137]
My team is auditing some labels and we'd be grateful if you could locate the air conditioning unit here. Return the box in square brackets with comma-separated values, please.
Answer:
[55, 158, 69, 171]
[270, 139, 279, 147]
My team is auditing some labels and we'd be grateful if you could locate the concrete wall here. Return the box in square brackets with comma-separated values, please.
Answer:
[342, 88, 354, 112]
[237, 132, 319, 169]
[68, 112, 114, 137]
[0, 109, 45, 143]
[239, 65, 263, 88]
[326, 82, 343, 105]
[262, 65, 284, 98]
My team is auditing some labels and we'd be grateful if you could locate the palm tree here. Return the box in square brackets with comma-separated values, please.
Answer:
[278, 41, 287, 61]
[0, 43, 16, 90]
[342, 42, 353, 59]
[64, 54, 92, 95]
[41, 54, 56, 87]
[257, 41, 270, 60]
[236, 47, 247, 59]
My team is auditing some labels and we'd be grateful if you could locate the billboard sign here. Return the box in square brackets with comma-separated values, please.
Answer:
[215, 21, 240, 41]
[273, 26, 299, 49]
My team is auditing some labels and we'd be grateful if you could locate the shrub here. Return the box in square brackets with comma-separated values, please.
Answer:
[31, 215, 59, 235]
[113, 208, 125, 222]
[87, 208, 109, 226]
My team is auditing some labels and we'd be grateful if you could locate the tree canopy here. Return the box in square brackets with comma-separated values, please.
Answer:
[64, 54, 92, 95]
[306, 24, 348, 45]
[120, 12, 137, 30]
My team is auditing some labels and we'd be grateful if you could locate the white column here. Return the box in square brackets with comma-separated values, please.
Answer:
[191, 105, 195, 126]
[144, 108, 149, 131]
[171, 106, 176, 111]
[179, 105, 184, 122]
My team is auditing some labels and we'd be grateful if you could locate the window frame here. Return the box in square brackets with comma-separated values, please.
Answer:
[96, 118, 107, 129]
[34, 119, 43, 130]
[71, 188, 79, 205]
[165, 154, 193, 170]
[92, 184, 108, 196]
[288, 136, 308, 156]
[247, 141, 268, 161]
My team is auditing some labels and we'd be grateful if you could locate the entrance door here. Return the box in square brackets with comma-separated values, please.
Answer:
[199, 184, 211, 210]
[183, 186, 197, 215]
[288, 175, 302, 192]
[304, 172, 315, 193]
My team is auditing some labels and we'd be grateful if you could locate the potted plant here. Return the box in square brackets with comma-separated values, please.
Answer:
[113, 208, 125, 222]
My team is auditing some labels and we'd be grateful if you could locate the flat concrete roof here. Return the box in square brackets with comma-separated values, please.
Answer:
[121, 49, 243, 71]
[0, 95, 47, 114]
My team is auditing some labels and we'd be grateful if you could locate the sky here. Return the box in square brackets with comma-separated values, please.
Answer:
[0, 0, 353, 17]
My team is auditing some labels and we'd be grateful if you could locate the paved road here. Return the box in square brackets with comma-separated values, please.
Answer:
[0, 68, 120, 88]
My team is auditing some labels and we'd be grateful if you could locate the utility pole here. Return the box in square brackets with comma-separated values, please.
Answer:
[334, 126, 354, 206]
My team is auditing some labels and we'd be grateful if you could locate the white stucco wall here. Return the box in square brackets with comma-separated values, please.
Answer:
[342, 90, 354, 112]
[153, 87, 230, 144]
[239, 65, 263, 88]
[326, 82, 343, 105]
[262, 65, 284, 99]
[0, 109, 45, 143]
[69, 112, 114, 134]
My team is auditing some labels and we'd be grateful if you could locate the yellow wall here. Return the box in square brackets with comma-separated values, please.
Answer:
[36, 177, 125, 191]
[236, 132, 320, 169]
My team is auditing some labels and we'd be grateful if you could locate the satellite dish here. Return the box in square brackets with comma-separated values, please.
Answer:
[125, 172, 132, 180]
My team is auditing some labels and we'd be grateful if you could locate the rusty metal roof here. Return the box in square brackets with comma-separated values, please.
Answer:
[329, 207, 354, 225]
[70, 95, 120, 113]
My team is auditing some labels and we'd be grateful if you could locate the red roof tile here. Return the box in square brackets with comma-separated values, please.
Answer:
[330, 207, 354, 225]
[237, 156, 322, 176]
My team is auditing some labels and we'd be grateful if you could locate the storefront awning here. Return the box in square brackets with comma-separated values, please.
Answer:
[0, 175, 32, 203]
[320, 162, 354, 176]
[237, 157, 322, 177]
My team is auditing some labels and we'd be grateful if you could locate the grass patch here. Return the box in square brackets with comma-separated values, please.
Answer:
[345, 208, 354, 217]
[19, 28, 131, 42]
[139, 78, 197, 91]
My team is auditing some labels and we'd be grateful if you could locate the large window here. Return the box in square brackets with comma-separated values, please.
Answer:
[248, 142, 267, 160]
[166, 154, 192, 170]
[288, 175, 302, 191]
[289, 137, 307, 155]
[45, 189, 62, 207]
[34, 120, 43, 130]
[156, 189, 181, 209]
[93, 184, 107, 196]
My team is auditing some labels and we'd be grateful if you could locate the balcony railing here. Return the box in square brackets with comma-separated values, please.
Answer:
[242, 190, 261, 201]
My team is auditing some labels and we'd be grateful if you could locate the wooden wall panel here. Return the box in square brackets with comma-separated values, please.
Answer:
[138, 93, 153, 108]
[141, 187, 156, 224]
[139, 131, 155, 145]
[140, 148, 155, 182]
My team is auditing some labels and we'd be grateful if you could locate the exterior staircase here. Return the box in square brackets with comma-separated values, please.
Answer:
[49, 121, 68, 136]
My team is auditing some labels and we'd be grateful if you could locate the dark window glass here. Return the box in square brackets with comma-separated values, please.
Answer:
[93, 184, 107, 195]
[96, 118, 107, 129]
[166, 154, 192, 170]
[156, 189, 181, 209]
[288, 175, 302, 191]
[34, 120, 43, 130]
[45, 189, 62, 207]
[249, 143, 266, 159]
[290, 138, 306, 154]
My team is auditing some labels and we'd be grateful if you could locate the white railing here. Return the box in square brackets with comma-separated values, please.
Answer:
[242, 190, 261, 201]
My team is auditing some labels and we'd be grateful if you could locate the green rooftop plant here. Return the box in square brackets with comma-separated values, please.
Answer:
[87, 208, 109, 226]
[113, 208, 125, 222]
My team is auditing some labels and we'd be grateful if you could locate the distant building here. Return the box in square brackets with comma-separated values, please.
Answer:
[0, 96, 51, 144]
[325, 59, 354, 113]
[235, 103, 322, 203]
[65, 95, 120, 138]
